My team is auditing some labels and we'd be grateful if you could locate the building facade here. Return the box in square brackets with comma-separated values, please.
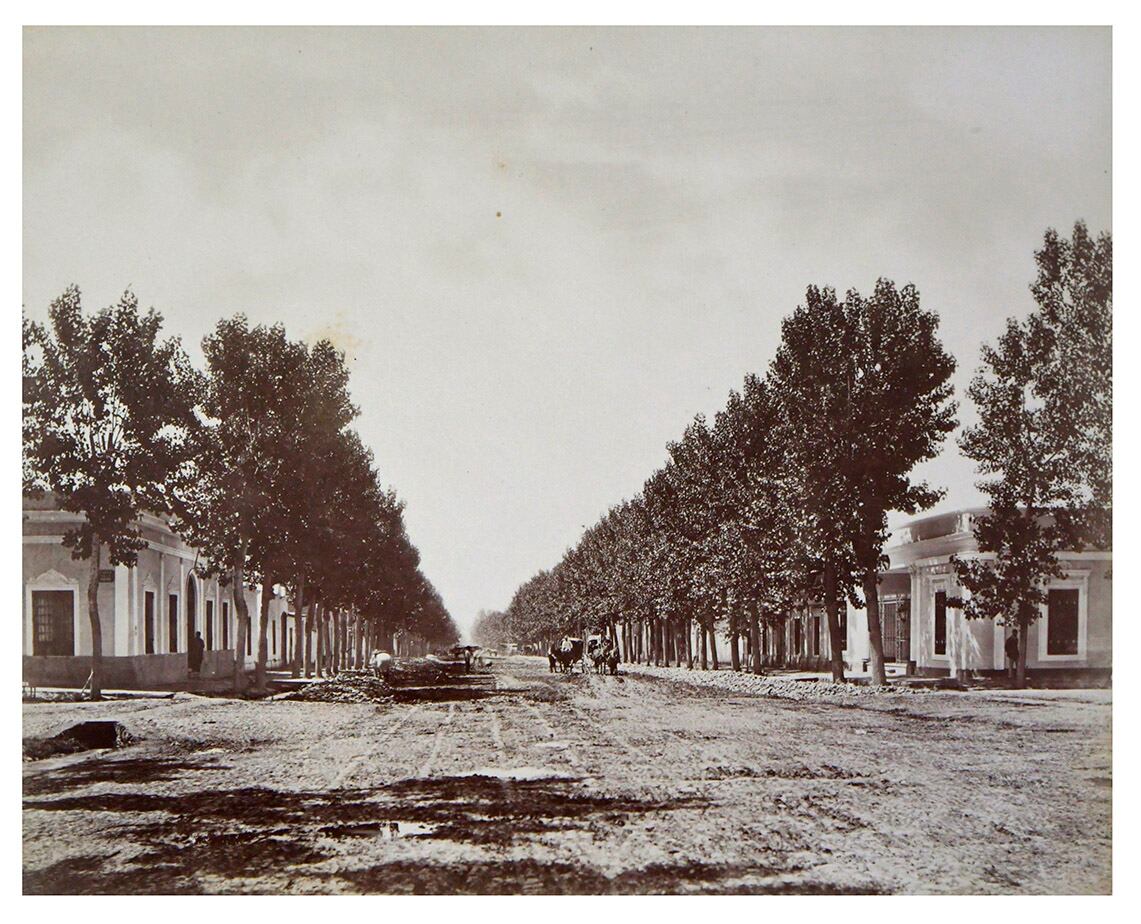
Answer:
[23, 495, 294, 689]
[843, 509, 1112, 680]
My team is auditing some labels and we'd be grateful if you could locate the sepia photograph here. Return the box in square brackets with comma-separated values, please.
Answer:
[20, 23, 1114, 896]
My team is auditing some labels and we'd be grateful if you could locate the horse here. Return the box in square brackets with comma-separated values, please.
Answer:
[605, 646, 620, 676]
[552, 636, 582, 673]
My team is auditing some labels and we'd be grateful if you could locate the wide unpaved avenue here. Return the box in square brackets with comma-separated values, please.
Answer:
[23, 656, 1111, 894]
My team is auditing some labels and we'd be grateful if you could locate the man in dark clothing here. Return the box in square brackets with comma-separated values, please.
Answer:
[189, 631, 206, 675]
[1005, 631, 1020, 680]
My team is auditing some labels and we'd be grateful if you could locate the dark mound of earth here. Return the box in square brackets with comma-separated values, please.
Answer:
[24, 721, 136, 761]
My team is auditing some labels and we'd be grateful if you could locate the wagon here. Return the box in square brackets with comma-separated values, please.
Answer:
[551, 637, 584, 673]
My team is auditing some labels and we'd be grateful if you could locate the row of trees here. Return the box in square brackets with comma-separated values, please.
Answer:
[471, 609, 510, 650]
[505, 277, 958, 683]
[503, 224, 1110, 689]
[23, 290, 459, 698]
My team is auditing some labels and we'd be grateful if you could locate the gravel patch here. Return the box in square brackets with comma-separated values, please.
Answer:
[621, 663, 919, 700]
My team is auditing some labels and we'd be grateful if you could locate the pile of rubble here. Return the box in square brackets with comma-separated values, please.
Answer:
[622, 663, 920, 701]
[23, 720, 136, 761]
[281, 670, 394, 704]
[388, 658, 459, 685]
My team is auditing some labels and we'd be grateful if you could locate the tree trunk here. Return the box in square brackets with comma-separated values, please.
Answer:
[708, 617, 719, 670]
[750, 607, 762, 675]
[700, 623, 708, 670]
[344, 612, 352, 670]
[343, 612, 350, 670]
[823, 561, 846, 682]
[730, 628, 740, 671]
[1016, 613, 1029, 689]
[255, 575, 272, 691]
[292, 572, 305, 678]
[86, 545, 104, 700]
[315, 603, 324, 678]
[863, 567, 887, 685]
[303, 602, 313, 678]
[231, 560, 249, 694]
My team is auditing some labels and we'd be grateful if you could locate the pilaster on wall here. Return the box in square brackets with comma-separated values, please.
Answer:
[908, 564, 921, 665]
[178, 559, 187, 653]
[114, 563, 130, 656]
[158, 553, 166, 652]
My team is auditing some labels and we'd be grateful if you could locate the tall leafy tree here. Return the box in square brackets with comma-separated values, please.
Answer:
[769, 282, 956, 682]
[23, 287, 200, 698]
[175, 317, 307, 693]
[846, 280, 957, 684]
[769, 286, 863, 681]
[954, 224, 1111, 688]
[274, 340, 359, 679]
[1028, 222, 1112, 548]
[727, 374, 811, 673]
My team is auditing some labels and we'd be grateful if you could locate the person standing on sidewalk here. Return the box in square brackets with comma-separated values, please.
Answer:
[189, 631, 206, 676]
[1005, 631, 1020, 681]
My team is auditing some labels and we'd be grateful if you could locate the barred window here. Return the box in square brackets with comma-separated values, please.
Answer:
[32, 590, 74, 656]
[1047, 588, 1080, 656]
[934, 591, 947, 656]
[168, 594, 179, 653]
[145, 591, 156, 654]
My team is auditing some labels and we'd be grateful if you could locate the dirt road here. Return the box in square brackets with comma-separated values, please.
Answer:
[22, 656, 1111, 894]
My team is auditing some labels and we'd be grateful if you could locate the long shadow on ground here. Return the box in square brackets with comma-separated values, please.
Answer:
[24, 769, 727, 894]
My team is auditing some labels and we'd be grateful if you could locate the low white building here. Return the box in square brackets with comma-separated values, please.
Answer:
[23, 494, 294, 689]
[844, 509, 1112, 680]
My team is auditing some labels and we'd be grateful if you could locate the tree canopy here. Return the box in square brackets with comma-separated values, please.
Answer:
[25, 295, 459, 694]
[23, 287, 201, 697]
[953, 223, 1111, 687]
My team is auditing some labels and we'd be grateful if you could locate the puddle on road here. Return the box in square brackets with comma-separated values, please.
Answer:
[533, 740, 570, 750]
[323, 820, 437, 839]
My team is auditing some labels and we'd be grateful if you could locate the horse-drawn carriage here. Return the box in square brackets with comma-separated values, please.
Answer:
[548, 634, 619, 675]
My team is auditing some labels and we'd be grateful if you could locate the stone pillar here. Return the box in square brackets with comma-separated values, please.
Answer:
[134, 561, 144, 656]
[991, 586, 1005, 671]
[158, 553, 166, 653]
[178, 558, 187, 653]
[908, 564, 921, 672]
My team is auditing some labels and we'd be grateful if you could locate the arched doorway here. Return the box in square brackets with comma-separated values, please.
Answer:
[186, 574, 197, 646]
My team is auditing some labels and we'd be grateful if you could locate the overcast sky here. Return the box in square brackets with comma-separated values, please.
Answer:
[23, 27, 1111, 638]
